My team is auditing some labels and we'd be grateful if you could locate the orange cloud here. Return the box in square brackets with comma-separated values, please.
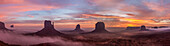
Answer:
[0, 15, 5, 18]
[14, 24, 42, 26]
[120, 18, 155, 24]
[126, 24, 138, 27]
[82, 14, 154, 23]
[81, 14, 160, 27]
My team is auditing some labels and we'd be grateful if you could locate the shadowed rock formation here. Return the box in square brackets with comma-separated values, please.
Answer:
[139, 25, 149, 31]
[151, 26, 169, 29]
[0, 22, 11, 31]
[73, 24, 84, 32]
[159, 26, 168, 28]
[0, 22, 8, 30]
[26, 20, 64, 36]
[152, 26, 158, 29]
[126, 26, 140, 30]
[91, 22, 109, 33]
[0, 22, 6, 29]
[10, 25, 14, 28]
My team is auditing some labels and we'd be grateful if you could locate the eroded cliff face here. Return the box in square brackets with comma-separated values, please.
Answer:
[0, 22, 11, 31]
[73, 24, 84, 32]
[139, 25, 150, 31]
[25, 20, 64, 37]
[35, 20, 63, 36]
[0, 22, 6, 29]
[90, 22, 109, 33]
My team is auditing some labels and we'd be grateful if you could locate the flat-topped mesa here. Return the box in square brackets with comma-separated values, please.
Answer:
[139, 25, 149, 31]
[74, 24, 83, 32]
[91, 22, 109, 33]
[0, 22, 9, 31]
[34, 20, 63, 36]
[126, 26, 140, 30]
[44, 20, 54, 29]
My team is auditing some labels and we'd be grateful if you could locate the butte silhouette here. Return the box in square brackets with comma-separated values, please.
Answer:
[26, 20, 64, 37]
[0, 21, 12, 31]
[126, 26, 140, 30]
[84, 22, 109, 33]
[73, 24, 84, 32]
[139, 25, 149, 31]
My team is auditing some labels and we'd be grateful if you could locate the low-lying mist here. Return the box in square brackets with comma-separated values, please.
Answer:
[0, 27, 170, 46]
[0, 30, 84, 46]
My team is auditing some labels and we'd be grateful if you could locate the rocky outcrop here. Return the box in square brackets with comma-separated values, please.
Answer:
[26, 20, 64, 37]
[91, 22, 109, 33]
[73, 24, 84, 32]
[0, 22, 6, 29]
[0, 22, 12, 31]
[139, 25, 149, 31]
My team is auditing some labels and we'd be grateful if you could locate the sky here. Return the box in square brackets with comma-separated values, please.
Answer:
[0, 0, 170, 29]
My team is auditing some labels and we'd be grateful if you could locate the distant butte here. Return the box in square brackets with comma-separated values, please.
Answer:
[0, 21, 12, 31]
[26, 20, 64, 37]
[139, 25, 149, 31]
[73, 24, 84, 32]
[84, 22, 109, 33]
[126, 26, 140, 30]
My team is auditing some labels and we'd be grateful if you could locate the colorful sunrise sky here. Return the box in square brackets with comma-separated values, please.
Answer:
[0, 0, 169, 28]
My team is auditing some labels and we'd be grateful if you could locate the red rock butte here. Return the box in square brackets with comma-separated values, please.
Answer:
[33, 20, 64, 36]
[139, 25, 149, 31]
[0, 22, 10, 31]
[73, 24, 84, 32]
[91, 22, 109, 33]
